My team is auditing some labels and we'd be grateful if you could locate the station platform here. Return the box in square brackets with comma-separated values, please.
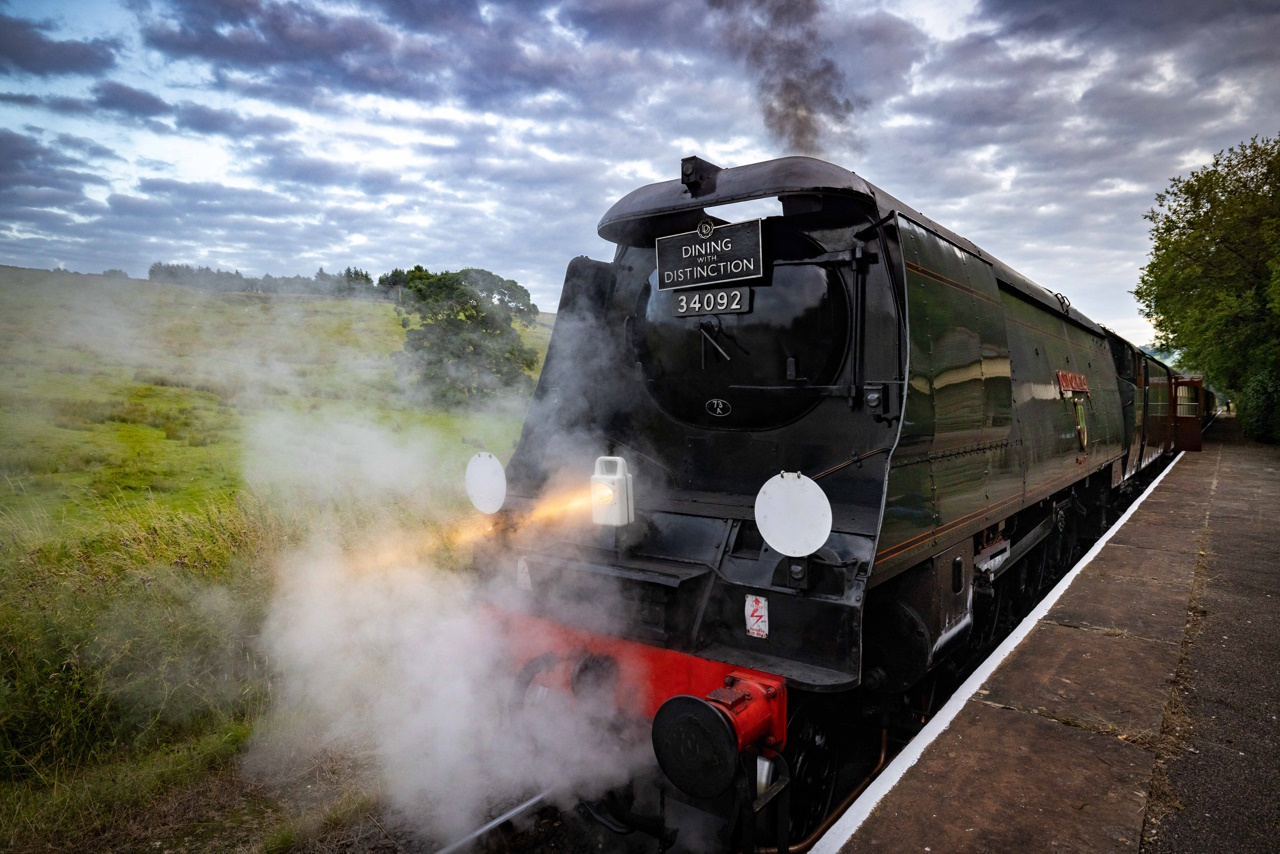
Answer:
[816, 416, 1280, 853]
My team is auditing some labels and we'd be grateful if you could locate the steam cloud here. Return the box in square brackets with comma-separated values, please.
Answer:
[239, 308, 659, 843]
[707, 0, 867, 155]
[254, 528, 651, 841]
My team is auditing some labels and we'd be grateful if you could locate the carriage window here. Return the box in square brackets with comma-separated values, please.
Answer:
[1176, 384, 1199, 417]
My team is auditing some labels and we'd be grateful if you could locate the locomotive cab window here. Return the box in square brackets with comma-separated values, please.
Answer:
[634, 218, 851, 430]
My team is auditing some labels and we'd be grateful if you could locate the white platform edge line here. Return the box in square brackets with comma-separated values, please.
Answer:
[811, 451, 1187, 854]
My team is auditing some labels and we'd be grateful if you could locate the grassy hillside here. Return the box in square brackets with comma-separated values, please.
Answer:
[0, 266, 553, 849]
[521, 311, 556, 381]
[0, 266, 550, 531]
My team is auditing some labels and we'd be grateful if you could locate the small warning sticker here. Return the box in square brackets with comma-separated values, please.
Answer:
[745, 594, 769, 639]
[516, 556, 532, 591]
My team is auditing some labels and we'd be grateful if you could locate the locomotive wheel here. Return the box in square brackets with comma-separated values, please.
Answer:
[782, 703, 839, 839]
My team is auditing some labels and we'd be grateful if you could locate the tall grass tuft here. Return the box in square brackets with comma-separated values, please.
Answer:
[0, 493, 301, 845]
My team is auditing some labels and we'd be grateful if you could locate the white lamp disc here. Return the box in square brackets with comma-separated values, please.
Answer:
[465, 452, 506, 515]
[753, 472, 833, 557]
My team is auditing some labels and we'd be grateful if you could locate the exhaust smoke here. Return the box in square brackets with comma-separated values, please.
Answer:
[706, 0, 867, 156]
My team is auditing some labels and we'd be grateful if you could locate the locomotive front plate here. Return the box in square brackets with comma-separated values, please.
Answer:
[655, 219, 763, 290]
[671, 286, 751, 317]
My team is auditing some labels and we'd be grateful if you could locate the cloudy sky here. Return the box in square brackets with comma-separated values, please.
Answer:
[2, 0, 1278, 342]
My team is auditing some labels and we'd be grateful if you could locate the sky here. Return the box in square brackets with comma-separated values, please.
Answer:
[2, 0, 1278, 343]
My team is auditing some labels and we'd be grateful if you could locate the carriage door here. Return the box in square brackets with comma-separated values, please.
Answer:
[1173, 375, 1203, 453]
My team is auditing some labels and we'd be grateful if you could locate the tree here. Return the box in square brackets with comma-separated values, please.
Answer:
[394, 266, 540, 405]
[1134, 134, 1280, 439]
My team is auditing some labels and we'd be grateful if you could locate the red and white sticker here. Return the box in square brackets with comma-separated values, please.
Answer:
[745, 594, 769, 638]
[516, 556, 532, 591]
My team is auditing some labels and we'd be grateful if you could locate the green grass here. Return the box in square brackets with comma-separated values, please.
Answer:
[0, 265, 554, 848]
[2, 718, 252, 845]
[0, 264, 412, 530]
[0, 494, 288, 844]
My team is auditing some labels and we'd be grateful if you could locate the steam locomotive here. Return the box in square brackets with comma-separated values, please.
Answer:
[465, 155, 1211, 852]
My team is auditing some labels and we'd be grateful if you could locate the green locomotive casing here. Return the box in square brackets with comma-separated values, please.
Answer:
[877, 214, 1127, 578]
[486, 155, 1165, 700]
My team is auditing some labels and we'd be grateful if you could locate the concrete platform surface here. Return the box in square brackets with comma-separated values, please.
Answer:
[833, 416, 1280, 853]
[849, 701, 1153, 853]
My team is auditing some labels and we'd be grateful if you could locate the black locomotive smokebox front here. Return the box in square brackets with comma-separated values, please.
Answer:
[636, 220, 850, 431]
[651, 695, 739, 799]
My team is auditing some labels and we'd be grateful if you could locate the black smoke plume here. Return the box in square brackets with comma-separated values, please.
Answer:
[707, 0, 867, 155]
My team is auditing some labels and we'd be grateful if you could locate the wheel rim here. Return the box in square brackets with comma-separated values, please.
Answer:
[784, 710, 838, 838]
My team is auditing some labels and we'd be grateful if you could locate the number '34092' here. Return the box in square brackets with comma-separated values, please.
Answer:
[675, 287, 746, 316]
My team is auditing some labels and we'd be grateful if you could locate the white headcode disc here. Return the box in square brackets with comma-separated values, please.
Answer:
[465, 452, 506, 515]
[753, 472, 833, 557]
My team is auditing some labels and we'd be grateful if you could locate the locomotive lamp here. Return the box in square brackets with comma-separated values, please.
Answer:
[591, 456, 634, 526]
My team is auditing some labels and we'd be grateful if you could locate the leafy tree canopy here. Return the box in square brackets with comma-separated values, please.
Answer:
[1135, 134, 1280, 398]
[393, 265, 540, 405]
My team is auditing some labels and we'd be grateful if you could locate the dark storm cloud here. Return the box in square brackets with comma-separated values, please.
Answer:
[977, 0, 1280, 41]
[822, 11, 929, 107]
[0, 129, 107, 230]
[2, 83, 296, 139]
[0, 91, 94, 114]
[92, 80, 171, 117]
[0, 12, 118, 76]
[173, 103, 296, 136]
[139, 0, 699, 114]
[133, 177, 300, 218]
[54, 132, 124, 161]
[247, 140, 359, 188]
[557, 0, 710, 50]
[241, 138, 409, 193]
[142, 0, 444, 101]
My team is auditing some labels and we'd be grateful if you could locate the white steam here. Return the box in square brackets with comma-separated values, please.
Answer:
[245, 412, 453, 507]
[257, 535, 648, 840]
[245, 413, 652, 843]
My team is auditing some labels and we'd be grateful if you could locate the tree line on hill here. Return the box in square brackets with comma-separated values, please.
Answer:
[148, 262, 379, 298]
